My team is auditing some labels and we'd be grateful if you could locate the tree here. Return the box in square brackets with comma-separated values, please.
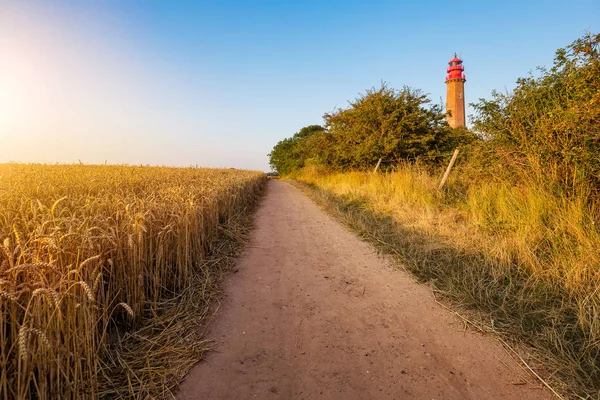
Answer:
[322, 83, 463, 170]
[268, 125, 325, 174]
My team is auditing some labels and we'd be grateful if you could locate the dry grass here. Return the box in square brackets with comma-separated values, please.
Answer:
[0, 163, 266, 399]
[293, 164, 600, 399]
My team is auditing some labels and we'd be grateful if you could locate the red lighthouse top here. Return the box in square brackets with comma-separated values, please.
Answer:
[446, 54, 466, 81]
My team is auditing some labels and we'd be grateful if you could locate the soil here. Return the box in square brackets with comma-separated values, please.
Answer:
[177, 180, 552, 400]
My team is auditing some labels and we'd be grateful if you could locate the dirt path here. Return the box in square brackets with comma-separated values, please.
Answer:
[177, 180, 551, 400]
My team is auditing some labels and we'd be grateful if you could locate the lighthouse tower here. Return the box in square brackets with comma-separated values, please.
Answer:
[445, 54, 466, 128]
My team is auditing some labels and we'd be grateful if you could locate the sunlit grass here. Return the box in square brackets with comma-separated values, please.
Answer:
[294, 164, 600, 397]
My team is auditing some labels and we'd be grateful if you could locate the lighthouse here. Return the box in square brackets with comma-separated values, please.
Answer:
[445, 54, 466, 128]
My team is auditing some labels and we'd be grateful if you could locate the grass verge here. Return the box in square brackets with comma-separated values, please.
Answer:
[290, 173, 599, 400]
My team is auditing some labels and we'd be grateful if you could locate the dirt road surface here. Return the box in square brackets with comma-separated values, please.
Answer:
[177, 180, 551, 400]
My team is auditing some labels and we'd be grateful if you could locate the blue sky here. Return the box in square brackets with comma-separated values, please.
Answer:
[1, 0, 598, 171]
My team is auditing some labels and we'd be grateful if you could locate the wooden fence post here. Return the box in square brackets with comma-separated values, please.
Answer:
[438, 149, 459, 190]
[373, 158, 382, 174]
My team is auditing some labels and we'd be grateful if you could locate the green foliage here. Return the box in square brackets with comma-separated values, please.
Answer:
[471, 32, 600, 194]
[268, 125, 325, 174]
[269, 83, 476, 174]
[323, 84, 451, 170]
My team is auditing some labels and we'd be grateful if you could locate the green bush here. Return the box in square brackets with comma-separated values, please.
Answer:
[471, 32, 600, 195]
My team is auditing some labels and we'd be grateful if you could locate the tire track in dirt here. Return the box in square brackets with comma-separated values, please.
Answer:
[177, 180, 551, 400]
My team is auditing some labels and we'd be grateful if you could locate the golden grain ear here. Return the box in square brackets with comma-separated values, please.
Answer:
[31, 288, 60, 307]
[13, 225, 22, 246]
[50, 196, 68, 219]
[79, 254, 101, 269]
[76, 281, 95, 302]
[18, 325, 29, 360]
[0, 290, 17, 301]
[118, 302, 134, 317]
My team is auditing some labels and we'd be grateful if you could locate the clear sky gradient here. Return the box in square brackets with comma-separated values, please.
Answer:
[1, 0, 598, 171]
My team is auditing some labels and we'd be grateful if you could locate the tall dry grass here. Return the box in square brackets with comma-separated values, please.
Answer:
[0, 163, 266, 399]
[294, 164, 600, 398]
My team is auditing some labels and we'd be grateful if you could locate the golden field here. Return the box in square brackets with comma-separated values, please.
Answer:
[0, 164, 266, 399]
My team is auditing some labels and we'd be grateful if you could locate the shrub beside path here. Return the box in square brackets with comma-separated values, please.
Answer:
[177, 180, 551, 400]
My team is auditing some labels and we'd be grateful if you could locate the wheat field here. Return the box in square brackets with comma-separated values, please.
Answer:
[0, 163, 266, 399]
